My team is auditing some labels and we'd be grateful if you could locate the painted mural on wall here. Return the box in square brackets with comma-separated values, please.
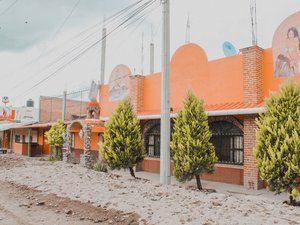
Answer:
[109, 64, 131, 101]
[273, 12, 300, 77]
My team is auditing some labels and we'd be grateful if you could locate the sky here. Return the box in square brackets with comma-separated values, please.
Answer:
[0, 0, 299, 107]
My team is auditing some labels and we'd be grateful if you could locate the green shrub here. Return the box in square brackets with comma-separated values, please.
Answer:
[93, 160, 108, 173]
[255, 80, 300, 205]
[171, 91, 217, 190]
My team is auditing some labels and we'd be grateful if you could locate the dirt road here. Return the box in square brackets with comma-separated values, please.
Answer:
[0, 154, 140, 225]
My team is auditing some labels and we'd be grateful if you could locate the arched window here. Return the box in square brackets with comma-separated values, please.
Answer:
[210, 121, 244, 165]
[145, 124, 161, 157]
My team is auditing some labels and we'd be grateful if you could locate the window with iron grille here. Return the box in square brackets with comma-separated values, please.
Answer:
[210, 121, 244, 165]
[145, 125, 161, 157]
[145, 123, 174, 158]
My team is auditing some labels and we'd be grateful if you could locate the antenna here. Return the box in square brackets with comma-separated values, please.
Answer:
[141, 32, 144, 75]
[151, 24, 154, 43]
[250, 0, 258, 45]
[100, 15, 107, 85]
[185, 14, 190, 44]
[150, 25, 155, 74]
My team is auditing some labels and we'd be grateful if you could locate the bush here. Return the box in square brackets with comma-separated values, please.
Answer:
[171, 91, 217, 190]
[93, 160, 108, 172]
[45, 120, 66, 161]
[255, 80, 300, 205]
[101, 97, 145, 178]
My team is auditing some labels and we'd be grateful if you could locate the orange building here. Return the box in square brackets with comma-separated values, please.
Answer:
[97, 12, 300, 190]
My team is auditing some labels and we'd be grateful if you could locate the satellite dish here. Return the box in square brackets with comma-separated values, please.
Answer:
[222, 41, 238, 57]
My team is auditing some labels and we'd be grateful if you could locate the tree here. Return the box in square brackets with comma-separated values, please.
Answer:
[170, 91, 217, 190]
[255, 80, 300, 205]
[45, 120, 66, 160]
[101, 97, 145, 178]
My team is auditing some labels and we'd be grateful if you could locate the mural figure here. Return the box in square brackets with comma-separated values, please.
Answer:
[275, 27, 300, 77]
[109, 65, 131, 101]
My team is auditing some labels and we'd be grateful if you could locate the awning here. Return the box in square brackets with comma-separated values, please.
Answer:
[0, 120, 39, 132]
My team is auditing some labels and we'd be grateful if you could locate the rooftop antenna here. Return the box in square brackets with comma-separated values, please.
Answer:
[150, 25, 155, 74]
[250, 0, 258, 45]
[185, 14, 190, 44]
[141, 32, 144, 75]
[100, 15, 107, 85]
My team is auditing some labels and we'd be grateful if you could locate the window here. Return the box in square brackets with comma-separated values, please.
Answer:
[15, 135, 21, 143]
[145, 125, 161, 157]
[71, 133, 75, 148]
[210, 121, 244, 165]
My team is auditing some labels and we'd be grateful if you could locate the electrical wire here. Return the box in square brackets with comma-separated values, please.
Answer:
[52, 0, 81, 40]
[13, 0, 158, 98]
[1, 0, 145, 84]
[9, 0, 151, 91]
[0, 0, 18, 17]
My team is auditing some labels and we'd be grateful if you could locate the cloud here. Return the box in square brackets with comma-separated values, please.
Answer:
[0, 0, 133, 52]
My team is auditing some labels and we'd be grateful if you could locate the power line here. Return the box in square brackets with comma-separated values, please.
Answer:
[1, 0, 145, 85]
[9, 0, 150, 91]
[14, 0, 158, 98]
[52, 0, 81, 40]
[0, 0, 18, 17]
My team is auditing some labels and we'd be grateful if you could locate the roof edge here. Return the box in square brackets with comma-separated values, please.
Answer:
[100, 107, 266, 121]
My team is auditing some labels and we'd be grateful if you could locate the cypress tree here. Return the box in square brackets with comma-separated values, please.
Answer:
[101, 97, 145, 178]
[255, 80, 300, 205]
[45, 120, 66, 161]
[170, 91, 217, 190]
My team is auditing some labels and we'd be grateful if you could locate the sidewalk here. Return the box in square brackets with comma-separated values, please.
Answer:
[113, 169, 290, 203]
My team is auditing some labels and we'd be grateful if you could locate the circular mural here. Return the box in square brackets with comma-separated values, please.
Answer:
[272, 11, 300, 77]
[109, 64, 131, 101]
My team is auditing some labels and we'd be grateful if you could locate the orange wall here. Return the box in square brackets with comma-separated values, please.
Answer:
[14, 129, 38, 143]
[263, 48, 300, 98]
[72, 132, 100, 151]
[100, 85, 120, 118]
[13, 142, 28, 155]
[74, 132, 84, 149]
[90, 133, 100, 151]
[100, 43, 244, 117]
[100, 43, 300, 118]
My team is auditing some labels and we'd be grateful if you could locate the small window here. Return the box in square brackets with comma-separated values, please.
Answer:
[71, 133, 75, 148]
[15, 135, 21, 143]
[145, 125, 161, 157]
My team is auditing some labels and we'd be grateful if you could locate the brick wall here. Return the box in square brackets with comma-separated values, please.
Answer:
[243, 115, 264, 189]
[240, 46, 264, 104]
[240, 46, 264, 190]
[130, 75, 145, 113]
[39, 96, 89, 123]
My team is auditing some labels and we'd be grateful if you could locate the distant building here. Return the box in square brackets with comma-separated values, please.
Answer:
[39, 96, 89, 123]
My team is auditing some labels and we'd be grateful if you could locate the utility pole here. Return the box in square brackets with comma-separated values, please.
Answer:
[62, 90, 67, 121]
[160, 0, 171, 185]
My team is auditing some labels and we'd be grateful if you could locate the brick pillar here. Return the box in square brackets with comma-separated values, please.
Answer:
[243, 115, 264, 189]
[240, 46, 264, 104]
[130, 75, 145, 113]
[241, 46, 264, 190]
